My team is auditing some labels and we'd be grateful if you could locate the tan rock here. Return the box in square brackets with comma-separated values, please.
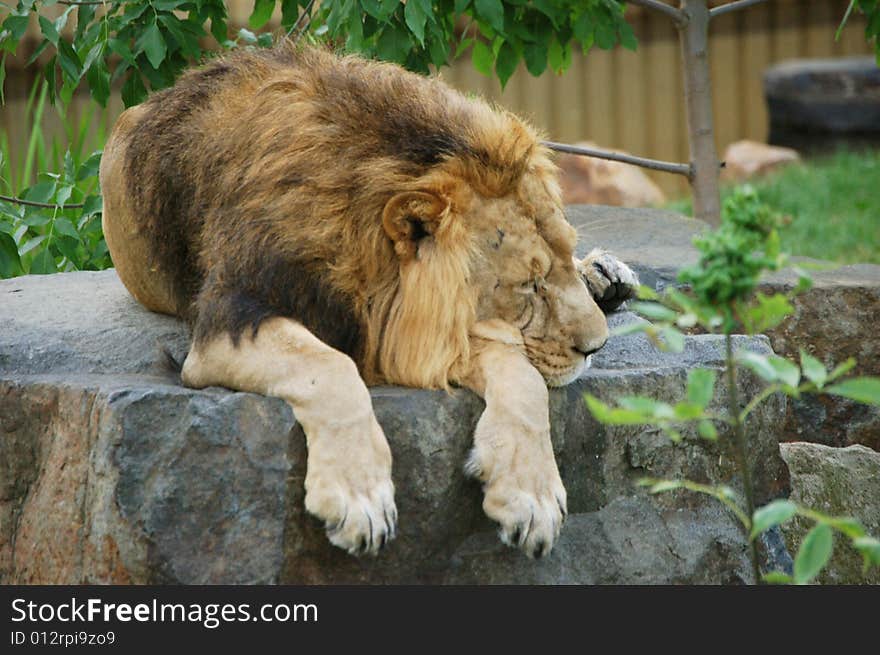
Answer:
[721, 140, 800, 183]
[556, 141, 667, 208]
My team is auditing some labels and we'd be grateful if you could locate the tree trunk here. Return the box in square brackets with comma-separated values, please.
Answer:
[679, 0, 722, 226]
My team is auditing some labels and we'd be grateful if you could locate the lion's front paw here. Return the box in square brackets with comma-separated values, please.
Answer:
[466, 420, 567, 559]
[304, 418, 397, 556]
[579, 249, 640, 314]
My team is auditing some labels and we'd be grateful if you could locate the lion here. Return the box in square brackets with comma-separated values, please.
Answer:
[99, 42, 638, 559]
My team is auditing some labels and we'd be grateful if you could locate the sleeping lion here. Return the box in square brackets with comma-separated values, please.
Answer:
[100, 42, 639, 559]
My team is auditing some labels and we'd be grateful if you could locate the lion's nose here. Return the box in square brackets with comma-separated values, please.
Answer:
[573, 339, 607, 358]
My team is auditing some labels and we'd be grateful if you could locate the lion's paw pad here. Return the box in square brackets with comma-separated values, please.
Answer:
[583, 251, 640, 313]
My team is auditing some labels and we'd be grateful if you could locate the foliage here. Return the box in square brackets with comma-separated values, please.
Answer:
[840, 1, 880, 63]
[0, 0, 636, 109]
[667, 150, 880, 266]
[0, 80, 108, 276]
[586, 187, 880, 584]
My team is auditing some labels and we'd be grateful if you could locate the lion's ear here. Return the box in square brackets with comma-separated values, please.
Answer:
[382, 191, 449, 260]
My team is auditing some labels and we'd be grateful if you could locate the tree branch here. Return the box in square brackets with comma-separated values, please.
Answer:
[57, 1, 110, 6]
[541, 141, 693, 177]
[627, 0, 689, 27]
[709, 0, 769, 19]
[0, 194, 84, 209]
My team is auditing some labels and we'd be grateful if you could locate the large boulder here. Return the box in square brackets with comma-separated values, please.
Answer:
[1, 266, 787, 584]
[780, 442, 880, 584]
[573, 206, 880, 451]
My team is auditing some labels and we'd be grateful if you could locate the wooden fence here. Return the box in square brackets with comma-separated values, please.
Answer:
[0, 0, 873, 199]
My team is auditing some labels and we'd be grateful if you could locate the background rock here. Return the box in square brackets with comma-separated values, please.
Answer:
[780, 443, 880, 584]
[556, 142, 667, 208]
[1, 269, 786, 584]
[764, 57, 880, 153]
[721, 140, 801, 183]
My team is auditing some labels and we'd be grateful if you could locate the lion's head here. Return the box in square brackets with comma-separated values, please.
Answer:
[374, 119, 607, 389]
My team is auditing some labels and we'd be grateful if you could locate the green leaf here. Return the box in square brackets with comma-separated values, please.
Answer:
[660, 326, 685, 353]
[404, 0, 429, 46]
[768, 355, 801, 388]
[673, 401, 703, 420]
[53, 217, 80, 240]
[595, 21, 617, 50]
[39, 15, 60, 46]
[250, 0, 276, 30]
[77, 152, 103, 181]
[610, 321, 650, 337]
[108, 38, 137, 66]
[619, 21, 638, 51]
[629, 301, 678, 322]
[584, 394, 651, 425]
[376, 23, 411, 64]
[138, 23, 167, 70]
[454, 0, 471, 13]
[20, 235, 47, 256]
[474, 0, 505, 34]
[762, 571, 793, 585]
[547, 35, 564, 74]
[827, 357, 856, 382]
[794, 523, 833, 584]
[827, 516, 865, 540]
[0, 232, 22, 278]
[24, 181, 57, 204]
[122, 71, 147, 108]
[523, 40, 547, 76]
[750, 500, 797, 540]
[57, 39, 82, 82]
[86, 59, 110, 106]
[635, 284, 659, 300]
[800, 350, 827, 389]
[697, 420, 717, 441]
[687, 368, 716, 408]
[495, 39, 518, 88]
[853, 536, 880, 568]
[736, 351, 777, 382]
[472, 39, 493, 76]
[619, 396, 674, 419]
[742, 292, 794, 333]
[30, 248, 58, 275]
[825, 377, 880, 406]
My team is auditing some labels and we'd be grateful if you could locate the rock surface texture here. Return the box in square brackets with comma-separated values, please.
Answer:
[780, 443, 880, 584]
[2, 206, 877, 584]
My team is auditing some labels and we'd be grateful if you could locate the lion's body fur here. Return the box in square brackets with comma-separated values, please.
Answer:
[102, 43, 556, 388]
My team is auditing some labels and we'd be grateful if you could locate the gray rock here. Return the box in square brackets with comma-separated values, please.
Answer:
[566, 205, 880, 451]
[780, 443, 880, 584]
[0, 269, 787, 584]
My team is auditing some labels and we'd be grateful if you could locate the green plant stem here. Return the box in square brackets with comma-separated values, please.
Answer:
[725, 333, 762, 584]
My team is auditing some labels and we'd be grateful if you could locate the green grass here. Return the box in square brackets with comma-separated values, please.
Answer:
[667, 149, 880, 265]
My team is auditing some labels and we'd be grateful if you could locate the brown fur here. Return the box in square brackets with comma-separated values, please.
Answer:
[101, 42, 608, 390]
